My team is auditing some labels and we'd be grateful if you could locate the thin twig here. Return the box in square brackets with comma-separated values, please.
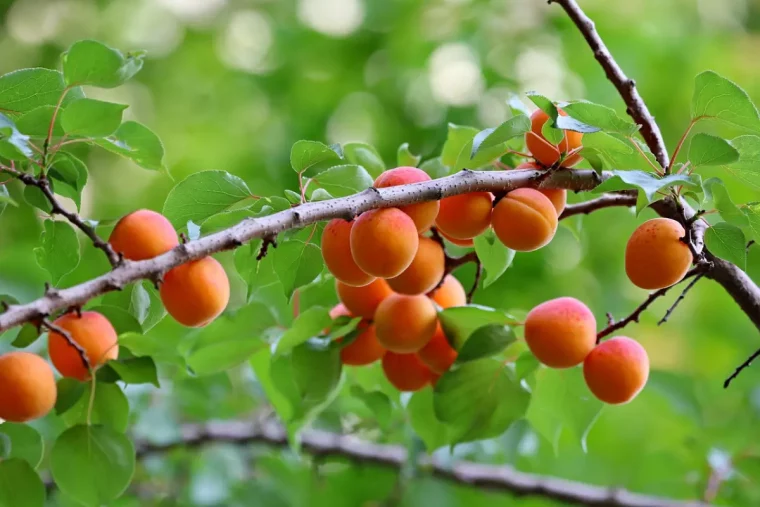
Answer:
[40, 318, 90, 371]
[724, 348, 760, 388]
[559, 191, 637, 219]
[467, 259, 483, 303]
[658, 273, 705, 325]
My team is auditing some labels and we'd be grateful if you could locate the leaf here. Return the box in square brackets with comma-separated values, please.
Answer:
[515, 351, 540, 380]
[188, 339, 264, 376]
[725, 135, 760, 188]
[289, 341, 343, 432]
[275, 307, 332, 356]
[437, 305, 514, 350]
[55, 378, 86, 415]
[11, 324, 41, 348]
[49, 152, 88, 210]
[407, 388, 449, 451]
[0, 113, 33, 160]
[0, 459, 45, 507]
[162, 170, 253, 228]
[350, 385, 393, 428]
[61, 383, 130, 433]
[0, 68, 80, 114]
[473, 230, 515, 287]
[109, 356, 159, 387]
[397, 143, 421, 167]
[580, 132, 634, 169]
[470, 115, 531, 157]
[561, 101, 638, 136]
[419, 156, 449, 179]
[250, 348, 299, 424]
[593, 170, 700, 214]
[554, 114, 601, 134]
[342, 142, 385, 179]
[745, 204, 760, 243]
[290, 140, 341, 173]
[15, 105, 63, 137]
[51, 425, 135, 507]
[455, 324, 516, 364]
[526, 92, 557, 118]
[0, 186, 16, 217]
[95, 121, 164, 170]
[272, 240, 323, 298]
[0, 423, 43, 468]
[688, 133, 739, 168]
[441, 123, 478, 168]
[703, 178, 748, 227]
[705, 222, 746, 269]
[692, 71, 760, 131]
[62, 40, 144, 88]
[88, 305, 142, 335]
[33, 220, 80, 285]
[541, 118, 564, 145]
[307, 164, 373, 198]
[60, 98, 128, 137]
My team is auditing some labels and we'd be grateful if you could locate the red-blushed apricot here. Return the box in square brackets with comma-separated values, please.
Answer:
[0, 352, 56, 422]
[350, 208, 419, 278]
[109, 209, 178, 261]
[428, 274, 466, 309]
[336, 278, 393, 319]
[382, 352, 432, 392]
[321, 219, 375, 287]
[375, 294, 437, 353]
[328, 304, 386, 366]
[439, 229, 474, 247]
[387, 236, 445, 295]
[515, 162, 567, 214]
[583, 336, 650, 404]
[375, 167, 440, 232]
[524, 297, 596, 368]
[491, 188, 558, 252]
[160, 257, 230, 327]
[434, 192, 493, 240]
[49, 311, 119, 381]
[418, 324, 457, 374]
[525, 109, 583, 168]
[625, 218, 693, 290]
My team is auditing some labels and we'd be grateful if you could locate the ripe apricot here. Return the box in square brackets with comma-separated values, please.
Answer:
[321, 219, 375, 287]
[350, 208, 419, 278]
[375, 294, 437, 353]
[329, 304, 385, 366]
[428, 274, 466, 308]
[49, 311, 119, 381]
[109, 209, 179, 261]
[160, 257, 230, 327]
[0, 352, 56, 422]
[439, 230, 474, 247]
[382, 352, 432, 392]
[583, 336, 649, 404]
[336, 278, 393, 319]
[374, 167, 440, 232]
[418, 324, 457, 374]
[491, 188, 558, 252]
[524, 297, 596, 368]
[387, 236, 445, 295]
[625, 218, 693, 290]
[515, 162, 567, 214]
[434, 192, 493, 240]
[525, 109, 583, 168]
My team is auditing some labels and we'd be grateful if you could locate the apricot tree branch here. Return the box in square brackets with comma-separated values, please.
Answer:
[724, 347, 760, 388]
[559, 192, 637, 219]
[467, 260, 483, 303]
[658, 273, 705, 325]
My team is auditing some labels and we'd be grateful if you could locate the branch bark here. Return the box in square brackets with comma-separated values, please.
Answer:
[560, 191, 637, 219]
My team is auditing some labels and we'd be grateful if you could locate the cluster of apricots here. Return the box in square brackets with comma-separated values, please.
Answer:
[0, 209, 230, 424]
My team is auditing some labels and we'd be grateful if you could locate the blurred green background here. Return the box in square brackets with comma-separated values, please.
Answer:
[2, 0, 760, 505]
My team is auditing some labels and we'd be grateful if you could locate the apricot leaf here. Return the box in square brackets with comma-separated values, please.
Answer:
[455, 324, 516, 363]
[34, 220, 80, 285]
[470, 114, 531, 157]
[342, 142, 385, 178]
[725, 135, 760, 189]
[473, 229, 515, 287]
[692, 71, 760, 131]
[61, 98, 128, 137]
[703, 178, 747, 227]
[0, 459, 45, 507]
[62, 40, 144, 88]
[163, 170, 253, 228]
[561, 101, 638, 136]
[306, 164, 373, 198]
[0, 113, 33, 160]
[95, 121, 164, 170]
[441, 123, 478, 168]
[109, 356, 160, 387]
[0, 68, 82, 114]
[16, 105, 63, 136]
[273, 239, 323, 298]
[688, 133, 739, 168]
[0, 423, 44, 468]
[397, 142, 421, 167]
[61, 383, 129, 432]
[408, 388, 449, 451]
[290, 140, 342, 173]
[55, 378, 86, 415]
[706, 222, 746, 269]
[275, 306, 332, 356]
[351, 386, 393, 429]
[438, 305, 515, 350]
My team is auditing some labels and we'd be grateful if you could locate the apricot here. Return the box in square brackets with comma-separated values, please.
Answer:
[160, 257, 230, 327]
[515, 162, 567, 214]
[49, 311, 119, 381]
[109, 209, 179, 261]
[583, 336, 649, 404]
[625, 218, 693, 290]
[491, 188, 558, 252]
[329, 304, 386, 366]
[336, 278, 393, 319]
[439, 230, 474, 247]
[350, 208, 419, 278]
[374, 167, 440, 232]
[524, 297, 596, 368]
[0, 352, 56, 422]
[418, 324, 457, 374]
[387, 236, 445, 295]
[382, 352, 432, 392]
[375, 294, 437, 353]
[428, 274, 466, 308]
[434, 192, 493, 240]
[525, 109, 583, 168]
[321, 219, 375, 287]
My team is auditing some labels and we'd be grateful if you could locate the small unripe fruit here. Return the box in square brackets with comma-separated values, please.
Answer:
[375, 167, 440, 232]
[160, 257, 230, 327]
[109, 209, 179, 261]
[434, 192, 493, 240]
[49, 311, 119, 381]
[382, 352, 432, 392]
[0, 352, 56, 422]
[387, 236, 445, 295]
[439, 230, 474, 247]
[418, 324, 457, 374]
[583, 337, 649, 404]
[515, 162, 567, 214]
[329, 304, 386, 366]
[625, 218, 693, 290]
[525, 109, 583, 168]
[491, 188, 558, 252]
[336, 278, 393, 319]
[524, 297, 596, 368]
[428, 274, 466, 309]
[375, 294, 437, 353]
[321, 219, 375, 287]
[350, 208, 419, 278]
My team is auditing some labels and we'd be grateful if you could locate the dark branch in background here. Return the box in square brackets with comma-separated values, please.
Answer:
[724, 348, 760, 388]
[559, 192, 637, 219]
[467, 260, 483, 304]
[658, 273, 705, 325]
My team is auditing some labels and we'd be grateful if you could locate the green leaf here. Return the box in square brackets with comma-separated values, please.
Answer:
[275, 307, 331, 356]
[455, 324, 516, 364]
[61, 383, 130, 433]
[0, 186, 16, 217]
[0, 424, 43, 468]
[307, 164, 373, 198]
[692, 71, 760, 131]
[593, 170, 700, 214]
[62, 40, 144, 88]
[55, 378, 86, 415]
[419, 156, 449, 179]
[49, 152, 88, 210]
[541, 119, 564, 146]
[437, 305, 514, 350]
[188, 339, 264, 376]
[0, 68, 80, 114]
[725, 135, 760, 189]
[0, 113, 33, 160]
[350, 385, 392, 428]
[688, 133, 739, 168]
[163, 170, 253, 228]
[290, 140, 341, 173]
[407, 388, 449, 451]
[272, 240, 323, 298]
[473, 230, 515, 287]
[250, 348, 300, 425]
[580, 132, 634, 170]
[561, 101, 638, 136]
[284, 189, 301, 204]
[95, 121, 164, 170]
[15, 105, 63, 137]
[526, 92, 557, 118]
[109, 356, 159, 387]
[11, 324, 41, 348]
[441, 123, 478, 168]
[290, 341, 343, 429]
[471, 115, 531, 157]
[61, 98, 128, 137]
[745, 204, 760, 243]
[0, 459, 45, 507]
[554, 113, 601, 134]
[397, 143, 421, 167]
[88, 305, 142, 335]
[342, 142, 385, 179]
[705, 222, 746, 269]
[33, 220, 80, 285]
[703, 178, 748, 227]
[515, 351, 540, 380]
[51, 425, 135, 507]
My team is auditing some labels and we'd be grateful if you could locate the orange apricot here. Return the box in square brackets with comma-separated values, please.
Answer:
[49, 311, 119, 381]
[434, 192, 493, 240]
[418, 324, 457, 374]
[350, 208, 419, 278]
[439, 229, 474, 247]
[491, 188, 558, 252]
[525, 109, 583, 168]
[387, 236, 445, 295]
[109, 209, 179, 261]
[321, 219, 375, 287]
[336, 278, 393, 319]
[428, 274, 466, 309]
[515, 162, 567, 214]
[374, 167, 440, 232]
[524, 297, 596, 368]
[160, 257, 230, 327]
[0, 352, 56, 422]
[583, 336, 649, 404]
[382, 352, 432, 392]
[328, 304, 386, 366]
[625, 218, 693, 290]
[375, 294, 437, 353]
